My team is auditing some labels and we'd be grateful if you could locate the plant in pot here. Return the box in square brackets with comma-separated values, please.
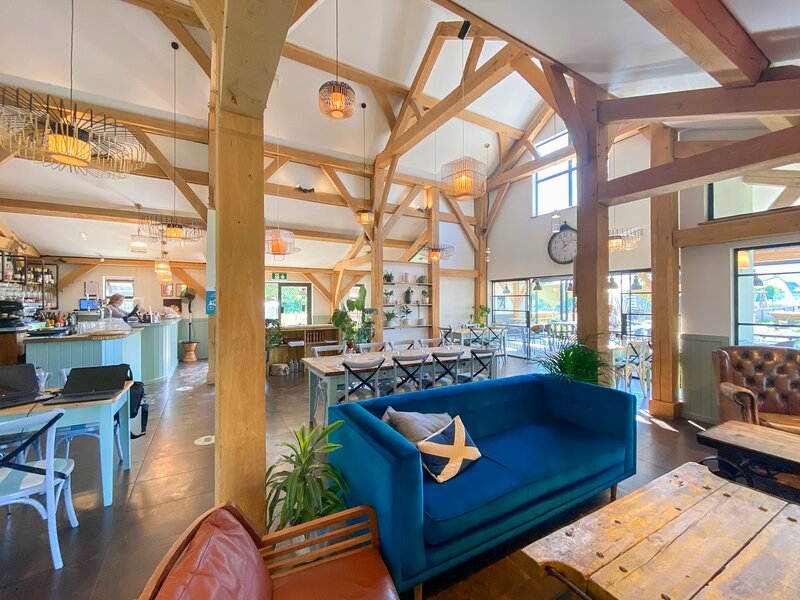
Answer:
[331, 285, 377, 351]
[404, 286, 414, 303]
[420, 289, 430, 304]
[383, 271, 395, 284]
[399, 304, 412, 327]
[416, 274, 428, 284]
[383, 309, 397, 328]
[383, 288, 394, 305]
[264, 421, 349, 531]
[265, 318, 283, 364]
[533, 333, 611, 385]
[471, 304, 490, 327]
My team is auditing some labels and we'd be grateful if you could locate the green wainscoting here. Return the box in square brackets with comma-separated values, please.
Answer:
[134, 321, 179, 384]
[177, 318, 209, 360]
[25, 330, 143, 385]
[680, 333, 729, 424]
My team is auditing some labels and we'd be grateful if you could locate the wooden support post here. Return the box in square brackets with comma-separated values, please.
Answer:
[371, 228, 384, 342]
[573, 81, 609, 350]
[214, 0, 296, 529]
[429, 188, 441, 333]
[649, 124, 681, 419]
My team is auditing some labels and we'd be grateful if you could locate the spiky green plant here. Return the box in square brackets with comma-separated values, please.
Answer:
[264, 421, 349, 531]
[534, 333, 611, 385]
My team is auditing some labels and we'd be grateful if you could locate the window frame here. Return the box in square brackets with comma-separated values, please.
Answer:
[264, 281, 312, 326]
[533, 158, 577, 217]
[733, 241, 800, 346]
[103, 276, 135, 311]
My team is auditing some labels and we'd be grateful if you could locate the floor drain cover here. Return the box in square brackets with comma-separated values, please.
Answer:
[176, 386, 193, 392]
[194, 435, 215, 446]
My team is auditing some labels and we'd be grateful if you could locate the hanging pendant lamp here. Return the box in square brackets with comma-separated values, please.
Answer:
[0, 0, 146, 177]
[266, 110, 296, 260]
[355, 103, 373, 224]
[442, 26, 486, 200]
[318, 0, 355, 119]
[130, 204, 148, 254]
[154, 241, 172, 281]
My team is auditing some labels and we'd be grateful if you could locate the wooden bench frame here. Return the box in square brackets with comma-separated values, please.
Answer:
[139, 504, 381, 599]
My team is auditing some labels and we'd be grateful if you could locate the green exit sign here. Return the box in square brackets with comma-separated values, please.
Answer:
[271, 272, 287, 280]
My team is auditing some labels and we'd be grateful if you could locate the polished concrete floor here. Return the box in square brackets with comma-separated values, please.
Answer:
[0, 359, 712, 600]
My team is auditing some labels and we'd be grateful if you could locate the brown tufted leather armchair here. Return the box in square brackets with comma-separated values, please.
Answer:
[712, 346, 800, 434]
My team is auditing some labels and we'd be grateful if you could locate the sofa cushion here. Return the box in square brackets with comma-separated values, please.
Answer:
[272, 547, 399, 600]
[381, 406, 452, 444]
[418, 416, 481, 483]
[155, 508, 272, 600]
[421, 420, 626, 546]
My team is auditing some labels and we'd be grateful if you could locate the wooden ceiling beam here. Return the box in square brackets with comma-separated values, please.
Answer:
[120, 0, 202, 27]
[623, 0, 768, 87]
[156, 14, 211, 76]
[58, 264, 98, 292]
[301, 272, 332, 304]
[601, 123, 800, 205]
[383, 185, 423, 238]
[598, 78, 800, 124]
[398, 228, 430, 262]
[672, 140, 737, 159]
[511, 56, 558, 113]
[489, 144, 575, 189]
[496, 104, 553, 175]
[463, 36, 485, 78]
[742, 169, 800, 187]
[442, 194, 479, 250]
[130, 127, 208, 221]
[674, 206, 800, 247]
[374, 91, 397, 129]
[0, 149, 15, 167]
[377, 45, 520, 164]
[486, 182, 510, 230]
[768, 187, 800, 210]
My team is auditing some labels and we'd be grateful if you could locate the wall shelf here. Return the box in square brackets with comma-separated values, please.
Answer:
[382, 282, 432, 286]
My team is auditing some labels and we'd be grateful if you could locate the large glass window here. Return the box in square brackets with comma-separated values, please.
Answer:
[492, 279, 529, 358]
[735, 243, 800, 348]
[608, 271, 653, 340]
[265, 282, 311, 326]
[708, 164, 800, 220]
[103, 277, 135, 312]
[533, 159, 577, 217]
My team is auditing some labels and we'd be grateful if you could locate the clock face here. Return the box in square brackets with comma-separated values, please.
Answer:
[547, 226, 578, 265]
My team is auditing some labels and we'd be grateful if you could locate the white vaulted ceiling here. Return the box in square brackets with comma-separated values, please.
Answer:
[0, 0, 798, 263]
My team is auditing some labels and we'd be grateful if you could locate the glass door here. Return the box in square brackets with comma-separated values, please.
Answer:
[491, 279, 530, 358]
[278, 284, 310, 326]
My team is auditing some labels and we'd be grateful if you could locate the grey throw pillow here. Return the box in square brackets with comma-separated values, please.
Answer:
[381, 406, 453, 445]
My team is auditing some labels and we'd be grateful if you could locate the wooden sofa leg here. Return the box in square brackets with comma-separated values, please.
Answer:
[414, 583, 423, 600]
[610, 485, 618, 502]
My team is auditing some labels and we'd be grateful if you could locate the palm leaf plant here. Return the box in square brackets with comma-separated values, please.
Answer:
[534, 333, 611, 385]
[264, 420, 349, 531]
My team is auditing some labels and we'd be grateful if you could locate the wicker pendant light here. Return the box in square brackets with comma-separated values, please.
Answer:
[318, 0, 355, 119]
[130, 204, 148, 254]
[266, 111, 296, 260]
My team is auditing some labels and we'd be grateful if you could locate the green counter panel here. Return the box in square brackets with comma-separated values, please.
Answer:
[135, 322, 179, 384]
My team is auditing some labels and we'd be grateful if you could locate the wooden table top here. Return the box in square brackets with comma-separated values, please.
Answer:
[523, 462, 800, 600]
[697, 420, 800, 467]
[301, 345, 477, 377]
[0, 381, 133, 416]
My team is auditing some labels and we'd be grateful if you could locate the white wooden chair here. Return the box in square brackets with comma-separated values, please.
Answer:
[418, 337, 444, 348]
[392, 351, 430, 393]
[0, 409, 78, 570]
[358, 341, 387, 353]
[311, 345, 347, 426]
[457, 348, 497, 383]
[388, 339, 415, 351]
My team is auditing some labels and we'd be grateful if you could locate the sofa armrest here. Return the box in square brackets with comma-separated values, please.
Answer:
[539, 376, 637, 475]
[719, 382, 758, 424]
[328, 403, 426, 585]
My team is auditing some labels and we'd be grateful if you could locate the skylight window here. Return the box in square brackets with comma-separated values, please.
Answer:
[534, 131, 569, 157]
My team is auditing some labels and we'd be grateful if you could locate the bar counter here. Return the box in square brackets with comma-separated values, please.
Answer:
[131, 320, 179, 383]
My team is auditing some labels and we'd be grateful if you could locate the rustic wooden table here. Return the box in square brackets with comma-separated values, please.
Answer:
[523, 462, 800, 600]
[697, 420, 800, 496]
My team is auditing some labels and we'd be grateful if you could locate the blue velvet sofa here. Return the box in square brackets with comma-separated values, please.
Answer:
[328, 374, 636, 593]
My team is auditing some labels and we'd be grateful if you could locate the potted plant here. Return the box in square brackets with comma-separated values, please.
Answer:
[533, 333, 611, 385]
[404, 286, 414, 303]
[332, 285, 377, 351]
[399, 304, 412, 327]
[416, 274, 428, 284]
[471, 304, 490, 327]
[264, 421, 349, 531]
[383, 289, 394, 305]
[420, 289, 430, 304]
[383, 271, 395, 283]
[415, 300, 425, 326]
[265, 318, 283, 365]
[383, 309, 397, 328]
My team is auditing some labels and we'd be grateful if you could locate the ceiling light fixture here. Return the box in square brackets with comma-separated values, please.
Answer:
[318, 0, 355, 119]
[426, 244, 455, 262]
[154, 240, 172, 282]
[130, 203, 148, 254]
[441, 23, 486, 200]
[0, 0, 146, 177]
[532, 278, 543, 292]
[608, 227, 644, 252]
[266, 104, 296, 261]
[355, 103, 374, 225]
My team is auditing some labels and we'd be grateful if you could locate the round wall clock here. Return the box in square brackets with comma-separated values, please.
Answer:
[547, 223, 578, 265]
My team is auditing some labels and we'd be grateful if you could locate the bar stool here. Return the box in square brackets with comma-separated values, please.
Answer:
[457, 348, 496, 383]
[392, 351, 430, 394]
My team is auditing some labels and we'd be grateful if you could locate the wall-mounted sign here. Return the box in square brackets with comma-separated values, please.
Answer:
[271, 272, 288, 280]
[205, 289, 216, 314]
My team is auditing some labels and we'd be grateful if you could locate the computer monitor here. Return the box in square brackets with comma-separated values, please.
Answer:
[79, 298, 100, 310]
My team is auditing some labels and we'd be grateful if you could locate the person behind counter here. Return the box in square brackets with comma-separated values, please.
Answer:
[106, 294, 139, 320]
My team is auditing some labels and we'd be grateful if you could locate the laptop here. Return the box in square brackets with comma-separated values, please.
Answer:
[0, 364, 40, 409]
[48, 364, 131, 405]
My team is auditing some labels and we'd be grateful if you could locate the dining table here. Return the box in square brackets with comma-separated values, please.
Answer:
[0, 381, 133, 507]
[301, 345, 496, 426]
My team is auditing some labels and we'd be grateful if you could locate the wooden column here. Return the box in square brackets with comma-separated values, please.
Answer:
[649, 124, 681, 419]
[206, 34, 220, 386]
[214, 0, 296, 527]
[574, 81, 610, 349]
[429, 188, 440, 333]
[474, 192, 488, 311]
